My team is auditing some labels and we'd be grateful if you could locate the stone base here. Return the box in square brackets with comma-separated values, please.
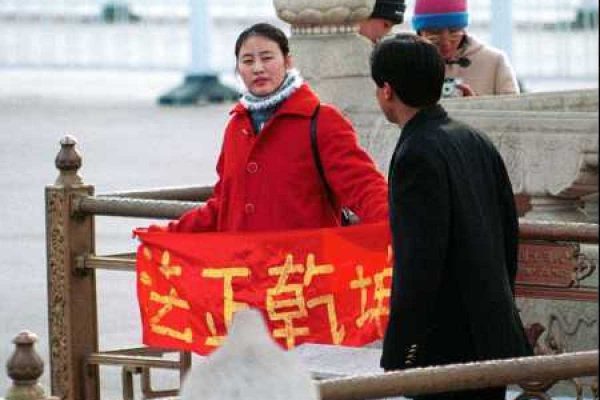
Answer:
[4, 384, 46, 400]
[525, 196, 589, 222]
[158, 75, 238, 106]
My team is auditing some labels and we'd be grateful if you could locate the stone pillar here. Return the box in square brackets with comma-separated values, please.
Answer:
[273, 0, 381, 154]
[45, 136, 99, 400]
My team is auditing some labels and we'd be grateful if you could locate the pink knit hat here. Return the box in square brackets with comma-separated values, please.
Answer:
[412, 0, 469, 31]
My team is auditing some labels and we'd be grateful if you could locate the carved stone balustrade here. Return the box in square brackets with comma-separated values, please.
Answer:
[443, 92, 599, 222]
[359, 108, 599, 222]
[442, 89, 599, 112]
[453, 110, 598, 223]
[515, 223, 598, 356]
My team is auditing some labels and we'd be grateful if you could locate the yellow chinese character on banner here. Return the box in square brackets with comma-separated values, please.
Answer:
[266, 254, 308, 348]
[305, 254, 345, 344]
[159, 251, 182, 279]
[202, 267, 251, 347]
[266, 254, 343, 348]
[144, 249, 192, 343]
[204, 312, 223, 347]
[149, 288, 193, 343]
[350, 262, 392, 336]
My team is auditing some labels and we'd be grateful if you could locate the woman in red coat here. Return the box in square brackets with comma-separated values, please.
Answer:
[167, 23, 388, 233]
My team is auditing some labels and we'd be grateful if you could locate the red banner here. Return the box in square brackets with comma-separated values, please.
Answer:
[135, 222, 392, 355]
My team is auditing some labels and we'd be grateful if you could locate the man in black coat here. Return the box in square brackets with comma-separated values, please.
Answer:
[371, 33, 532, 400]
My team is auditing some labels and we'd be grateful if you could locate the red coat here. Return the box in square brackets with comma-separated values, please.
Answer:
[169, 84, 388, 233]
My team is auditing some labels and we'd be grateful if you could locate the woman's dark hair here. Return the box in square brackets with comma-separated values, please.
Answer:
[370, 33, 445, 108]
[235, 23, 289, 59]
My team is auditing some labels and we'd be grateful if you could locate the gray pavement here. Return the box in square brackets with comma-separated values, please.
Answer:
[0, 68, 230, 398]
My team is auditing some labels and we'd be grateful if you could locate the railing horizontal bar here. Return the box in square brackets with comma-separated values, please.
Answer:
[87, 353, 181, 369]
[84, 255, 135, 271]
[74, 196, 200, 219]
[141, 389, 179, 399]
[319, 350, 598, 400]
[102, 252, 137, 259]
[515, 285, 598, 302]
[74, 198, 598, 241]
[519, 219, 598, 243]
[100, 347, 182, 356]
[97, 185, 214, 202]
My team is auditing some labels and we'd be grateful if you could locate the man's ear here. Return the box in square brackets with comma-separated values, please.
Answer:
[383, 82, 394, 100]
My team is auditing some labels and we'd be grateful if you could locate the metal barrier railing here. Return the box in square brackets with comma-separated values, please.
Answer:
[318, 351, 599, 400]
[2, 329, 597, 400]
[74, 196, 199, 219]
[519, 220, 599, 243]
[71, 219, 599, 277]
[98, 185, 213, 201]
[45, 135, 599, 400]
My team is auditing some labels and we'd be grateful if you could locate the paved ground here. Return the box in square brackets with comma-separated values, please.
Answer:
[0, 68, 231, 398]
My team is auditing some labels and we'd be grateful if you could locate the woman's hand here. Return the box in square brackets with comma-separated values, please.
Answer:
[147, 224, 168, 233]
[457, 82, 476, 97]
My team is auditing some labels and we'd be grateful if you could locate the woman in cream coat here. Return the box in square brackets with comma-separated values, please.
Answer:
[412, 0, 520, 97]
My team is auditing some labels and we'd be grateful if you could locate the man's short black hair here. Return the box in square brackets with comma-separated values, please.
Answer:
[370, 33, 445, 108]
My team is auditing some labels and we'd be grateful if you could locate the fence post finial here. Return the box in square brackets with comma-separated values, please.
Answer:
[5, 330, 46, 400]
[55, 135, 82, 187]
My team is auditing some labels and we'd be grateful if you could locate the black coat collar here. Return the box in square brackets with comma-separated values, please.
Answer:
[398, 104, 448, 147]
[388, 104, 448, 180]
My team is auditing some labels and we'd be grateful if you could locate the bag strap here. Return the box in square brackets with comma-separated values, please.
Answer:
[310, 104, 334, 201]
[310, 104, 356, 226]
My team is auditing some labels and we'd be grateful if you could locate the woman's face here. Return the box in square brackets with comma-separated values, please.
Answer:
[420, 28, 465, 61]
[237, 35, 291, 97]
